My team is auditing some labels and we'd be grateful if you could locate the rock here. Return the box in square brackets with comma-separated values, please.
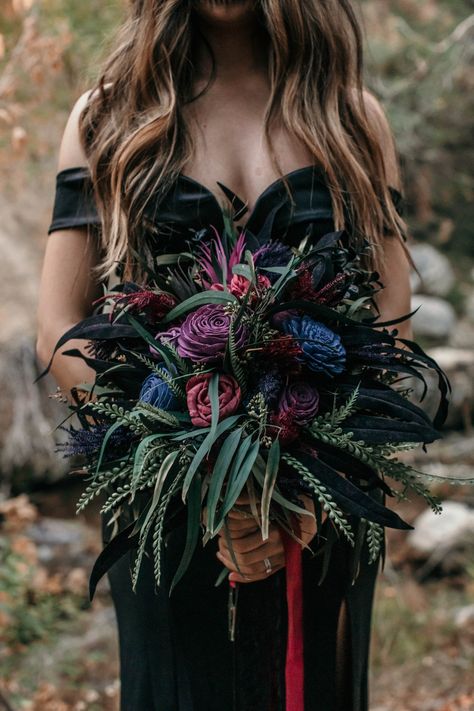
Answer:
[408, 501, 474, 554]
[409, 243, 455, 296]
[417, 347, 474, 429]
[26, 517, 100, 571]
[404, 347, 473, 429]
[411, 295, 456, 340]
[453, 604, 474, 628]
[450, 317, 474, 350]
[464, 290, 474, 324]
[407, 501, 474, 577]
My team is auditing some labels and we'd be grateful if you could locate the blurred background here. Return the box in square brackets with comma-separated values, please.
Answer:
[0, 1, 473, 709]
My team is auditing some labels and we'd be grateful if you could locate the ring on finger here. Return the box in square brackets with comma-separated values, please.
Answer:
[263, 557, 272, 574]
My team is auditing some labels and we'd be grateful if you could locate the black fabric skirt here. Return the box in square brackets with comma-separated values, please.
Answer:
[104, 491, 382, 711]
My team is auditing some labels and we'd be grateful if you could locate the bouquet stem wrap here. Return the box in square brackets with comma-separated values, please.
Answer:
[282, 528, 305, 711]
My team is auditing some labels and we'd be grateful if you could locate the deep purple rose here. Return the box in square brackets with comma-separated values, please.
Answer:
[176, 304, 246, 363]
[149, 325, 181, 358]
[277, 380, 320, 424]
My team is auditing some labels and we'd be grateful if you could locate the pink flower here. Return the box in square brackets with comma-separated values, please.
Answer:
[229, 273, 272, 300]
[229, 274, 251, 298]
[185, 372, 241, 427]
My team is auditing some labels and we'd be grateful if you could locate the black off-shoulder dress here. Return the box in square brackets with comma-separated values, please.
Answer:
[48, 164, 406, 711]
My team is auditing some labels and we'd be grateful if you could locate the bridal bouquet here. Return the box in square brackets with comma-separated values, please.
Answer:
[40, 205, 451, 598]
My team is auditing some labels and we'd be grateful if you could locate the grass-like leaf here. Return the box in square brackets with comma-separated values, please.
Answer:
[169, 472, 202, 593]
[160, 290, 238, 324]
[206, 427, 243, 535]
[260, 437, 281, 540]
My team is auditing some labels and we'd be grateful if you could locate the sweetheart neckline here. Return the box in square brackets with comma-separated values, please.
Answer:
[176, 163, 326, 228]
[54, 163, 403, 233]
[55, 163, 329, 230]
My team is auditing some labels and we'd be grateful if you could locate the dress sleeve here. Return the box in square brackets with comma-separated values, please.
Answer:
[47, 166, 101, 235]
[384, 185, 408, 242]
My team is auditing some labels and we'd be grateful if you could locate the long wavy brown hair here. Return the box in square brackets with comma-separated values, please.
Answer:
[79, 0, 409, 282]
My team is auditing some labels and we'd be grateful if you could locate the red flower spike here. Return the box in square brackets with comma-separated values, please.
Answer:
[287, 270, 318, 300]
[312, 272, 348, 305]
[101, 290, 176, 324]
[261, 335, 302, 360]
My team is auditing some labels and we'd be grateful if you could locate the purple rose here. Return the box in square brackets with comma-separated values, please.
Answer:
[277, 380, 320, 424]
[149, 325, 181, 358]
[176, 303, 246, 363]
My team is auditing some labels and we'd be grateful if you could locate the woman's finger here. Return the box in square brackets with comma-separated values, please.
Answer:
[218, 526, 281, 557]
[228, 564, 285, 584]
[218, 517, 259, 537]
[216, 549, 285, 577]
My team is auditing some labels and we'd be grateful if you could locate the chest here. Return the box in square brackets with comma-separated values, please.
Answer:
[181, 81, 315, 218]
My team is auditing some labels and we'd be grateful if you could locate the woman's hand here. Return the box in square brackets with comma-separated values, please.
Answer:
[214, 493, 320, 584]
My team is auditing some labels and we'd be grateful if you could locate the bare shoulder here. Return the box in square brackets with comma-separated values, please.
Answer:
[57, 84, 111, 172]
[359, 88, 402, 190]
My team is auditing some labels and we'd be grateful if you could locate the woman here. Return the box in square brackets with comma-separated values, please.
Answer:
[36, 1, 413, 709]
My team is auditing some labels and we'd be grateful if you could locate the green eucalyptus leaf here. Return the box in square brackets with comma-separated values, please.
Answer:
[214, 436, 261, 533]
[181, 415, 242, 501]
[218, 433, 255, 521]
[260, 438, 281, 540]
[161, 290, 238, 324]
[169, 472, 202, 594]
[232, 264, 253, 281]
[141, 450, 181, 532]
[95, 419, 126, 476]
[131, 434, 164, 494]
[206, 427, 243, 534]
[126, 315, 177, 373]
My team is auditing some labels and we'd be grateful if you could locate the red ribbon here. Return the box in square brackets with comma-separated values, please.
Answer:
[281, 528, 304, 711]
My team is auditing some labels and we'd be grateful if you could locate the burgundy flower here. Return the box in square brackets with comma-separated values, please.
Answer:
[259, 335, 303, 374]
[185, 372, 241, 427]
[277, 380, 320, 424]
[287, 269, 318, 300]
[96, 289, 176, 324]
[176, 303, 246, 363]
[268, 409, 300, 446]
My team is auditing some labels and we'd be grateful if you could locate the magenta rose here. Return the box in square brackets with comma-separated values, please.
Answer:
[176, 303, 246, 363]
[277, 380, 320, 424]
[186, 372, 241, 427]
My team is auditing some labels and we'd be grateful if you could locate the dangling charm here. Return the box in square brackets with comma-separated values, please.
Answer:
[227, 580, 239, 642]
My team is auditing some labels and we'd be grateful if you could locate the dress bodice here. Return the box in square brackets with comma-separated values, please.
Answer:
[47, 164, 406, 251]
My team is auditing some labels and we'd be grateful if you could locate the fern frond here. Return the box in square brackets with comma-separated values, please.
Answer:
[134, 401, 180, 429]
[132, 352, 187, 400]
[88, 402, 149, 434]
[281, 453, 355, 545]
[365, 519, 384, 563]
[76, 462, 131, 513]
[151, 469, 185, 587]
[228, 319, 248, 394]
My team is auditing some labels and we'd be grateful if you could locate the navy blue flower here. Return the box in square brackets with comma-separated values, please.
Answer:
[280, 315, 346, 376]
[254, 240, 293, 283]
[139, 367, 179, 410]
